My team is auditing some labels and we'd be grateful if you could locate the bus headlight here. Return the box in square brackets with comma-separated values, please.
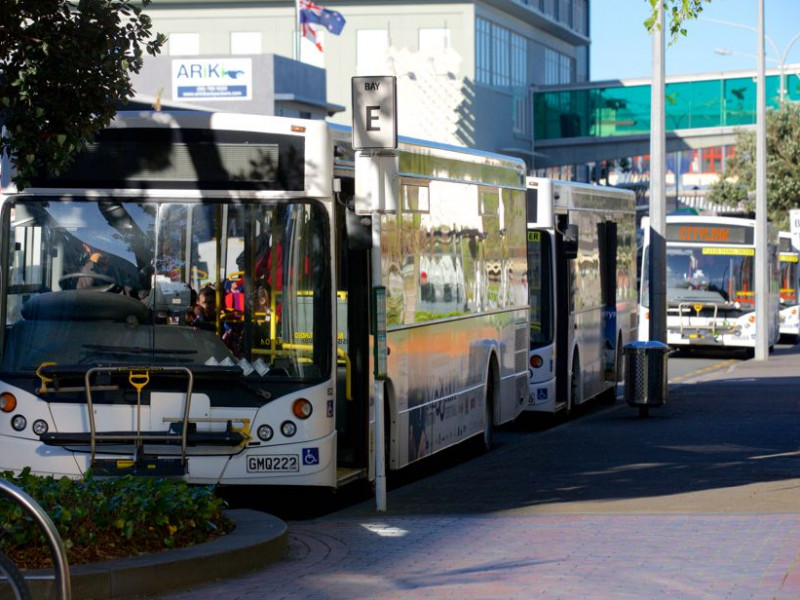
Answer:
[257, 424, 274, 442]
[0, 392, 17, 413]
[11, 415, 27, 431]
[292, 398, 313, 419]
[281, 421, 297, 437]
[32, 420, 49, 436]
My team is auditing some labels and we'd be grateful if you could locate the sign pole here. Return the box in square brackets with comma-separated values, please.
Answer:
[352, 75, 397, 513]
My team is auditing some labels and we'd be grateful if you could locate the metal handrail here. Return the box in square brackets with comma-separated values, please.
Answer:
[0, 478, 71, 600]
[677, 302, 719, 336]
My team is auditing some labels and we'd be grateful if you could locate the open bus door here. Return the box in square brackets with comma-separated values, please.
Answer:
[554, 214, 572, 411]
[335, 176, 372, 485]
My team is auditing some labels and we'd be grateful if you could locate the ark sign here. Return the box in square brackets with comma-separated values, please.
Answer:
[172, 58, 253, 101]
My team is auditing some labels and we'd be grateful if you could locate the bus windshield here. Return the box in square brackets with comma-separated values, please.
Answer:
[1, 198, 330, 388]
[663, 246, 754, 307]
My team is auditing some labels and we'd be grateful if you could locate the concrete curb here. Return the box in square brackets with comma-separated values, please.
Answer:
[29, 508, 288, 599]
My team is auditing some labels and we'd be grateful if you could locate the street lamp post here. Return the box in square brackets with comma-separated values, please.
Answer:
[707, 17, 800, 102]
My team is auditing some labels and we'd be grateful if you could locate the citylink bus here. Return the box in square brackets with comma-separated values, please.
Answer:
[525, 179, 638, 415]
[0, 111, 530, 487]
[638, 215, 780, 354]
[778, 231, 800, 343]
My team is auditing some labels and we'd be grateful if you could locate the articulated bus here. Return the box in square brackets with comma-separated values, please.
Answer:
[525, 179, 638, 415]
[0, 111, 530, 487]
[638, 215, 780, 354]
[778, 231, 800, 343]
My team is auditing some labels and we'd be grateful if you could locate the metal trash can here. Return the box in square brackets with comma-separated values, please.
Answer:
[623, 340, 669, 417]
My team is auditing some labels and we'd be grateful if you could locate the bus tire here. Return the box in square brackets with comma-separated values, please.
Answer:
[566, 353, 580, 416]
[475, 362, 496, 454]
[0, 551, 31, 600]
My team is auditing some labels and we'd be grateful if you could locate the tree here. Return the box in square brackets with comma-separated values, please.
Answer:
[707, 102, 800, 231]
[645, 0, 712, 43]
[0, 0, 165, 189]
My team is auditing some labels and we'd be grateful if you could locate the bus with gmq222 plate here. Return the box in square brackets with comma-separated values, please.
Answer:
[525, 178, 638, 416]
[638, 215, 780, 354]
[0, 111, 530, 488]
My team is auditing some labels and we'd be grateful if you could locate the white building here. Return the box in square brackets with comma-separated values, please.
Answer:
[139, 0, 589, 170]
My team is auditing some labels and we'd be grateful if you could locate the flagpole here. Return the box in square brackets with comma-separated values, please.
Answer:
[294, 0, 301, 61]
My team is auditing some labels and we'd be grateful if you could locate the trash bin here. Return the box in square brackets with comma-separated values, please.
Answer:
[623, 340, 669, 417]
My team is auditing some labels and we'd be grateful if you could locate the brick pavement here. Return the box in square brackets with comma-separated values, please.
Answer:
[157, 348, 800, 600]
[160, 513, 800, 599]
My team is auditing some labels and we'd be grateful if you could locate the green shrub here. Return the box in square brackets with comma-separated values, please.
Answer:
[0, 468, 232, 569]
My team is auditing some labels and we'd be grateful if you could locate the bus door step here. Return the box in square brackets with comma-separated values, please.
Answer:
[91, 457, 186, 477]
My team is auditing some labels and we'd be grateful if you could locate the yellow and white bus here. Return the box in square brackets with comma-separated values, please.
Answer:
[778, 231, 800, 343]
[0, 111, 530, 487]
[638, 215, 780, 354]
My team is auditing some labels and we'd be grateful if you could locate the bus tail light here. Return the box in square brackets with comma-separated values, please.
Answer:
[0, 393, 17, 413]
[530, 354, 544, 369]
[292, 398, 313, 419]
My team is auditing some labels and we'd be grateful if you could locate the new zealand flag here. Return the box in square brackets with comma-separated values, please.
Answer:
[299, 0, 346, 52]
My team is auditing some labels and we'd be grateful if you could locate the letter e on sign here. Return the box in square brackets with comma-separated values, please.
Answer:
[352, 76, 397, 150]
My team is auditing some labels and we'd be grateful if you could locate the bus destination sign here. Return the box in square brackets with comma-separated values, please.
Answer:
[666, 223, 753, 245]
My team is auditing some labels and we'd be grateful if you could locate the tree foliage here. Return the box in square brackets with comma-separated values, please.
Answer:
[0, 0, 165, 189]
[645, 0, 711, 43]
[707, 102, 800, 231]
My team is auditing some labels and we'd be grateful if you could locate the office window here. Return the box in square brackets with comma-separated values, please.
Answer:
[420, 28, 450, 50]
[544, 47, 574, 85]
[168, 33, 200, 56]
[545, 48, 559, 84]
[573, 0, 588, 35]
[492, 25, 510, 87]
[701, 147, 724, 173]
[559, 0, 572, 25]
[231, 32, 262, 55]
[511, 33, 527, 87]
[476, 18, 491, 85]
[357, 29, 389, 75]
[559, 53, 574, 84]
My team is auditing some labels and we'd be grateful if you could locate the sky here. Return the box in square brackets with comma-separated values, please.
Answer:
[590, 0, 800, 81]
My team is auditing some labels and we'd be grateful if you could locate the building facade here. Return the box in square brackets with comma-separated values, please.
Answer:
[140, 0, 590, 169]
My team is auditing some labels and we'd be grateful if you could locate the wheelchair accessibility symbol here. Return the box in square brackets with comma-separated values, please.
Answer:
[537, 388, 548, 400]
[302, 448, 320, 466]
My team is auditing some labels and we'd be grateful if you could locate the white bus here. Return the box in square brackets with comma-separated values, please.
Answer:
[778, 231, 800, 343]
[0, 111, 530, 487]
[526, 179, 638, 415]
[638, 215, 780, 354]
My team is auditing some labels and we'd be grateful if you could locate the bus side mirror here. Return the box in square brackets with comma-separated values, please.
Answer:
[563, 224, 579, 260]
[346, 208, 372, 251]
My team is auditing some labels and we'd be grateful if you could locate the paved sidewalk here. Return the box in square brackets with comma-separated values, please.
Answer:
[161, 513, 800, 599]
[156, 348, 800, 600]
